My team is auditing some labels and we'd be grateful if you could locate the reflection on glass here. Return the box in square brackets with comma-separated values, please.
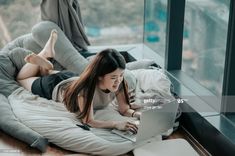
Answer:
[182, 0, 230, 96]
[0, 0, 144, 48]
[144, 0, 167, 57]
[0, 0, 41, 48]
[80, 0, 144, 46]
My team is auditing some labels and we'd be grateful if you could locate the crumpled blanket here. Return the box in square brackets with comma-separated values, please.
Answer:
[131, 68, 174, 108]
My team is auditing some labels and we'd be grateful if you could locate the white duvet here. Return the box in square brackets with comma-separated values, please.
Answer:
[8, 69, 172, 155]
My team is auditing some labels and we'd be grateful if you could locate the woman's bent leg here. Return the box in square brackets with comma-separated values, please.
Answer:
[18, 77, 39, 91]
[16, 53, 53, 80]
[16, 30, 58, 91]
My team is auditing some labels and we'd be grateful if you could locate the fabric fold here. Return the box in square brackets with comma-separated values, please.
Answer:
[40, 0, 90, 51]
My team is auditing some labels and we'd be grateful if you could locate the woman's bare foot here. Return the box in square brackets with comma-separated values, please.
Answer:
[25, 53, 53, 70]
[39, 29, 58, 59]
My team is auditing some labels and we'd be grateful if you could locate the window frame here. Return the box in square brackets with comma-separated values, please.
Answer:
[221, 0, 235, 114]
[143, 0, 235, 155]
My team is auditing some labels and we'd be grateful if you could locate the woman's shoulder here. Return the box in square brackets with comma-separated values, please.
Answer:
[52, 76, 80, 101]
[57, 76, 80, 88]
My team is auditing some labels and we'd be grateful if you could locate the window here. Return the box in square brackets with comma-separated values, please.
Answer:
[182, 0, 230, 97]
[144, 0, 167, 57]
[80, 0, 144, 46]
[0, 0, 144, 49]
[0, 0, 41, 48]
[143, 0, 231, 112]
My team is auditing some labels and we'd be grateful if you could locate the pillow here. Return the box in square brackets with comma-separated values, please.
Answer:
[126, 59, 156, 70]
[32, 21, 89, 75]
[0, 21, 90, 153]
[0, 46, 39, 96]
[0, 37, 48, 152]
[2, 34, 42, 54]
[124, 69, 137, 91]
[22, 34, 42, 53]
[0, 52, 20, 96]
[0, 94, 48, 152]
[0, 32, 43, 96]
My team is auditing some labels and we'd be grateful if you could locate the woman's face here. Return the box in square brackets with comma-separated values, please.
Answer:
[98, 68, 124, 92]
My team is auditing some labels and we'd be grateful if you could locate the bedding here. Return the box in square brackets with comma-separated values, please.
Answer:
[0, 21, 85, 152]
[8, 88, 139, 155]
[0, 21, 89, 152]
[132, 68, 174, 107]
[7, 68, 173, 155]
[0, 20, 177, 154]
[0, 39, 48, 152]
[0, 94, 48, 152]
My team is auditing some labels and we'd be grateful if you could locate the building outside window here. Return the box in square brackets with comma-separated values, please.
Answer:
[80, 0, 144, 46]
[144, 0, 167, 58]
[0, 0, 144, 49]
[0, 0, 41, 48]
[182, 0, 229, 98]
[144, 0, 230, 111]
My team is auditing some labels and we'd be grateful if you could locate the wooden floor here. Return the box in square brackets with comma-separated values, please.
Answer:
[0, 126, 210, 156]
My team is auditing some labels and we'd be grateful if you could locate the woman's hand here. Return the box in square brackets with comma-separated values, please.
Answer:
[132, 111, 142, 119]
[114, 121, 139, 134]
[130, 103, 143, 109]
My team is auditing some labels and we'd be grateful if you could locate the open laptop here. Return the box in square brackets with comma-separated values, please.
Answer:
[112, 100, 179, 142]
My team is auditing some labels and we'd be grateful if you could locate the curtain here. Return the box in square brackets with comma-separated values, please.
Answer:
[40, 0, 90, 52]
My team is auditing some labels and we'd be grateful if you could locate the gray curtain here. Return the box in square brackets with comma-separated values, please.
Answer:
[40, 0, 90, 52]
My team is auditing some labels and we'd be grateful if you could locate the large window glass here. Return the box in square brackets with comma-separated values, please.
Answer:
[0, 0, 41, 48]
[182, 0, 230, 97]
[79, 0, 144, 46]
[143, 0, 167, 57]
[0, 0, 144, 49]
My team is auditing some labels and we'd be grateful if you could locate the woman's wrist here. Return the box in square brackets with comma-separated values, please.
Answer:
[112, 121, 117, 129]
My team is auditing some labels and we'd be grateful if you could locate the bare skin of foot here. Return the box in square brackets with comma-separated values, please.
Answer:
[39, 29, 58, 59]
[24, 29, 58, 70]
[24, 53, 53, 70]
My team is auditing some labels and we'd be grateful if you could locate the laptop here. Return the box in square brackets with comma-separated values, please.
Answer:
[112, 100, 179, 143]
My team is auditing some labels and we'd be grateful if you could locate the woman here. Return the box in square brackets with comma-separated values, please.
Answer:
[17, 30, 140, 133]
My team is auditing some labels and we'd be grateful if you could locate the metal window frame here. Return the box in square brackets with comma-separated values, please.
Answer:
[222, 0, 235, 114]
[165, 0, 185, 70]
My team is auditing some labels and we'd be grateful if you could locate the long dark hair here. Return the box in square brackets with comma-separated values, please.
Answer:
[63, 49, 130, 120]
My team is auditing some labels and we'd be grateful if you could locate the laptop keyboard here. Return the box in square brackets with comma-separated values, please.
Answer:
[112, 129, 137, 139]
